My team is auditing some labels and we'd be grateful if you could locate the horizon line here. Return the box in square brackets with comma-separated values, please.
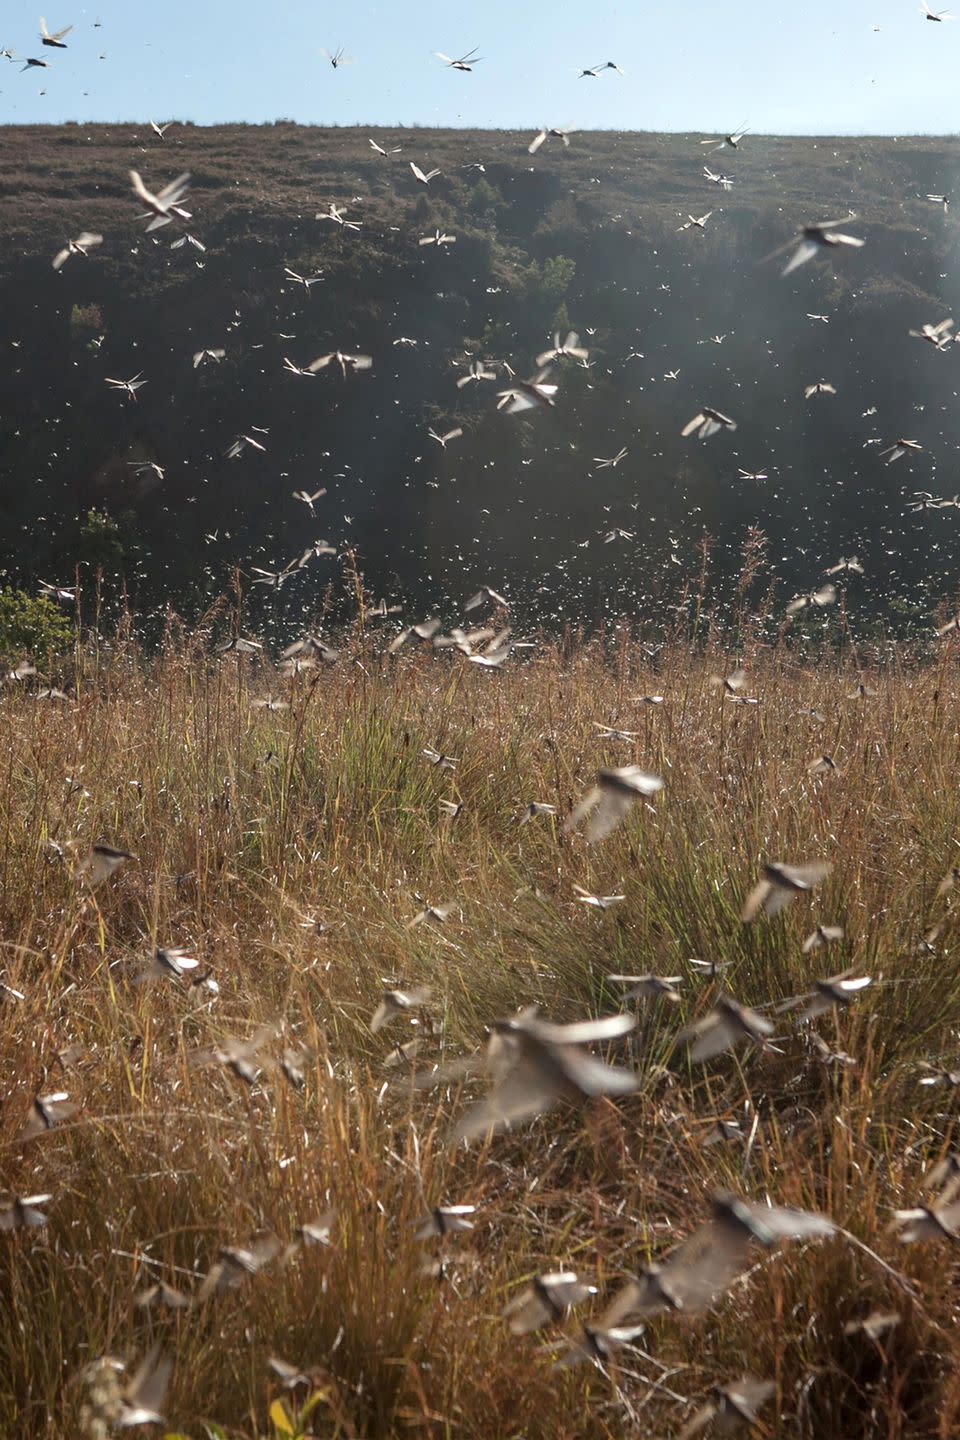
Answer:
[1, 119, 959, 141]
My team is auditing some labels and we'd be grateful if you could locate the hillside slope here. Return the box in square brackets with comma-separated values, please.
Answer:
[2, 123, 960, 626]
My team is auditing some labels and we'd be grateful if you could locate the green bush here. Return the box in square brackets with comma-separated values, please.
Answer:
[466, 177, 499, 217]
[69, 301, 102, 336]
[0, 588, 73, 666]
[529, 253, 576, 305]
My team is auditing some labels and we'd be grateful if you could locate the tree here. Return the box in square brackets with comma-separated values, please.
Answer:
[78, 508, 127, 576]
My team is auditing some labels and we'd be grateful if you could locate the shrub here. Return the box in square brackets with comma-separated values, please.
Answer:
[69, 301, 102, 336]
[0, 587, 73, 666]
[467, 177, 499, 217]
[530, 253, 576, 305]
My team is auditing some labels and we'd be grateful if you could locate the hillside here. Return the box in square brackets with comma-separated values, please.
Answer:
[2, 123, 960, 628]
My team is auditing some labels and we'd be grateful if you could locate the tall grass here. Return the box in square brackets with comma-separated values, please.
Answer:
[1, 615, 960, 1438]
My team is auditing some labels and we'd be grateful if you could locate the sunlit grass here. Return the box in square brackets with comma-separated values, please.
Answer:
[1, 612, 960, 1437]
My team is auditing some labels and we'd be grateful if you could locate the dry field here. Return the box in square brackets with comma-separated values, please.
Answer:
[2, 600, 960, 1438]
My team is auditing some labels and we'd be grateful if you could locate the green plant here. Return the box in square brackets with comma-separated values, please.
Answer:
[69, 300, 102, 335]
[531, 253, 576, 303]
[77, 508, 127, 576]
[266, 1391, 328, 1438]
[0, 587, 72, 666]
[466, 177, 499, 218]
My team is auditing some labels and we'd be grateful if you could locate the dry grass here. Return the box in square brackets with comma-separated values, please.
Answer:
[2, 600, 960, 1438]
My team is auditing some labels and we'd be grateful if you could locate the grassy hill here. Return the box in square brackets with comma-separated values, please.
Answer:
[2, 124, 960, 629]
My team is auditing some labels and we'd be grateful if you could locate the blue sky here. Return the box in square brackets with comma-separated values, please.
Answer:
[1, 0, 956, 132]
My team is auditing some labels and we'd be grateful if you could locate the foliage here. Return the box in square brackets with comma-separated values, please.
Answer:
[529, 253, 576, 305]
[0, 587, 72, 666]
[466, 177, 500, 223]
[77, 508, 127, 576]
[69, 301, 102, 336]
[266, 1392, 328, 1438]
[1, 125, 958, 615]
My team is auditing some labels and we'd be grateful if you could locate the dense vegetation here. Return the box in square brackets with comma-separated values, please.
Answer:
[2, 124, 960, 629]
